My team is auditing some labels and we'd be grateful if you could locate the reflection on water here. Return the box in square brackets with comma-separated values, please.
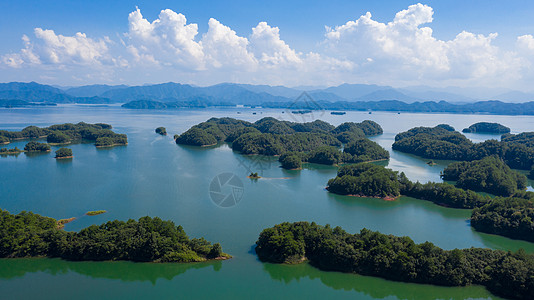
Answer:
[263, 262, 500, 300]
[0, 258, 222, 284]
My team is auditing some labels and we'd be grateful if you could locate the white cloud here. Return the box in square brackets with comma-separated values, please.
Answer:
[249, 22, 302, 66]
[2, 4, 534, 90]
[127, 7, 204, 69]
[2, 28, 112, 67]
[201, 18, 257, 69]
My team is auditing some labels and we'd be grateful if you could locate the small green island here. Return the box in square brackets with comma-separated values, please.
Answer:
[0, 209, 230, 263]
[0, 147, 22, 155]
[85, 210, 107, 216]
[255, 222, 533, 300]
[462, 122, 511, 134]
[54, 147, 73, 159]
[155, 127, 167, 135]
[0, 122, 127, 148]
[24, 141, 51, 152]
[176, 117, 388, 167]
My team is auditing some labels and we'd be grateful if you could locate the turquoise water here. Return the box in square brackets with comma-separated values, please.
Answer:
[1, 105, 533, 299]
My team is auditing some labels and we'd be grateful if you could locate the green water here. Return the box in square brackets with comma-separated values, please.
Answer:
[1, 105, 533, 299]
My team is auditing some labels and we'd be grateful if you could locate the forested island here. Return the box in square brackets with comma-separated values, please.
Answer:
[23, 141, 51, 152]
[462, 122, 510, 134]
[392, 125, 534, 170]
[176, 117, 388, 167]
[0, 147, 22, 155]
[326, 162, 533, 241]
[255, 222, 533, 300]
[0, 122, 127, 147]
[0, 209, 229, 263]
[155, 127, 167, 135]
[54, 148, 73, 159]
[441, 156, 527, 196]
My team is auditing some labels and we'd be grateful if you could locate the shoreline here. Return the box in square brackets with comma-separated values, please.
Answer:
[55, 156, 73, 159]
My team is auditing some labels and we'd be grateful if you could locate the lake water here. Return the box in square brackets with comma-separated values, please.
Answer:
[1, 105, 533, 299]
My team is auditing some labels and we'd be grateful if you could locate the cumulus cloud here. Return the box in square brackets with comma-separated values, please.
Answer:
[201, 18, 256, 69]
[127, 7, 204, 69]
[2, 4, 534, 89]
[323, 3, 523, 84]
[2, 28, 113, 67]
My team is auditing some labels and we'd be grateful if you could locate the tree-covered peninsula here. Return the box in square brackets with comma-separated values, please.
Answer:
[0, 122, 127, 147]
[327, 163, 534, 241]
[326, 163, 489, 208]
[0, 209, 229, 263]
[441, 156, 527, 196]
[471, 194, 534, 242]
[176, 117, 388, 166]
[255, 222, 533, 300]
[392, 125, 534, 170]
[462, 122, 510, 134]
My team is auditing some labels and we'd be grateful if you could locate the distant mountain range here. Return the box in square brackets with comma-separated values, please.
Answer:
[1, 81, 534, 107]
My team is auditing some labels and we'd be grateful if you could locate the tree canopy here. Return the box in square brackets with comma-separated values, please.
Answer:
[255, 222, 533, 300]
[442, 156, 527, 196]
[462, 122, 510, 134]
[0, 209, 229, 263]
[0, 122, 127, 148]
[393, 125, 534, 170]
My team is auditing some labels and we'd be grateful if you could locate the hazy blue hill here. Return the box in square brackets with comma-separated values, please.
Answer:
[307, 91, 347, 102]
[199, 83, 290, 105]
[494, 91, 534, 103]
[233, 83, 302, 98]
[356, 88, 419, 102]
[399, 88, 475, 102]
[0, 82, 73, 103]
[100, 82, 200, 102]
[0, 82, 114, 104]
[318, 83, 390, 100]
[65, 84, 129, 97]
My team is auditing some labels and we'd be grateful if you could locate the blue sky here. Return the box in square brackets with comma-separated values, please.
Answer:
[1, 1, 534, 90]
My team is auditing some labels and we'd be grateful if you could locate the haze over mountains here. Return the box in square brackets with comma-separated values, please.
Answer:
[0, 81, 533, 105]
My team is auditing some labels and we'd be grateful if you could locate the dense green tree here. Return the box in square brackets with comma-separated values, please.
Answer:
[0, 147, 22, 155]
[462, 122, 510, 134]
[344, 138, 390, 162]
[442, 156, 527, 196]
[0, 209, 229, 263]
[327, 163, 490, 208]
[24, 141, 50, 152]
[176, 127, 218, 146]
[255, 222, 534, 300]
[55, 148, 72, 158]
[471, 197, 534, 242]
[0, 122, 126, 148]
[155, 127, 167, 135]
[279, 153, 302, 169]
[393, 126, 534, 170]
[21, 126, 48, 138]
[0, 136, 9, 144]
[47, 131, 71, 144]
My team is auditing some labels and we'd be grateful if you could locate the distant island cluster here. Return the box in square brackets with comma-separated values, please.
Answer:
[0, 122, 128, 159]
